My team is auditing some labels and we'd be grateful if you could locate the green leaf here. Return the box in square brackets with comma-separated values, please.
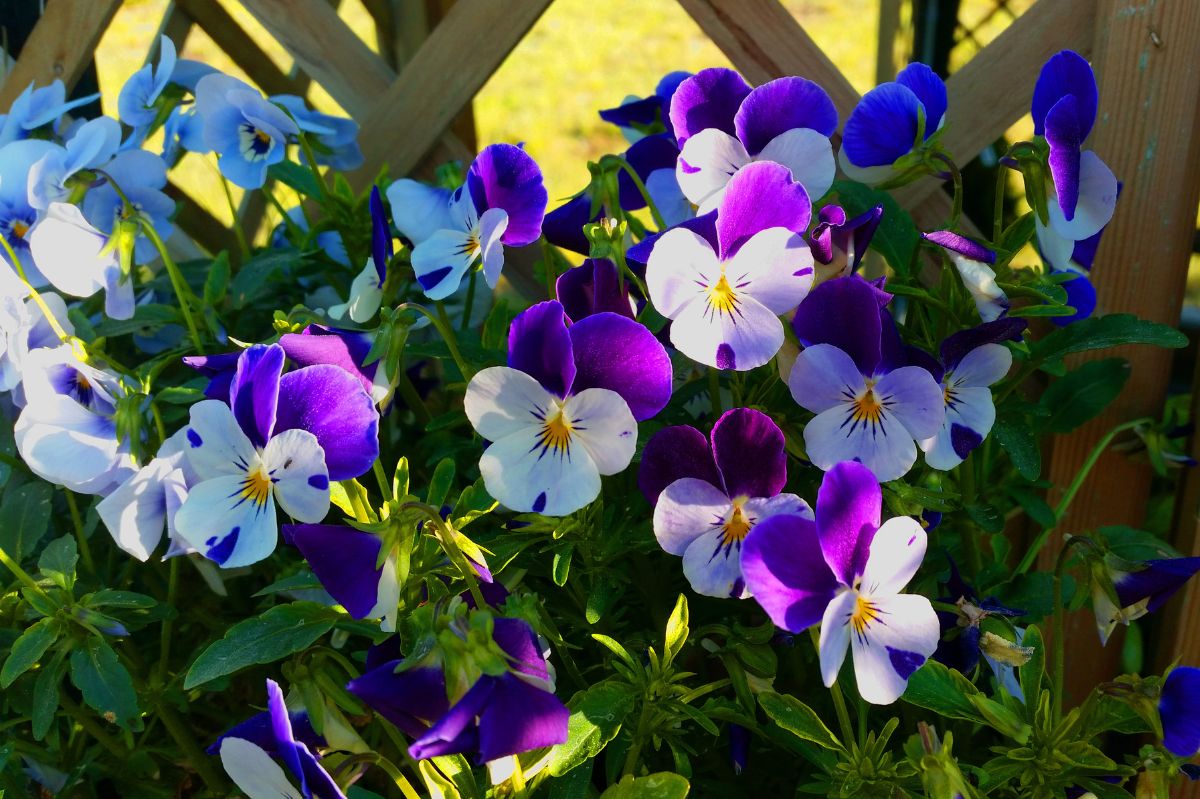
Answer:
[552, 545, 573, 587]
[549, 758, 594, 799]
[269, 160, 324, 198]
[183, 602, 337, 689]
[32, 648, 66, 740]
[0, 482, 53, 562]
[229, 250, 302, 309]
[664, 594, 689, 666]
[548, 682, 636, 777]
[902, 660, 984, 722]
[252, 571, 323, 597]
[965, 504, 1004, 534]
[69, 639, 140, 729]
[37, 535, 77, 591]
[599, 773, 690, 799]
[1008, 487, 1055, 529]
[204, 251, 232, 305]
[1009, 304, 1076, 318]
[1029, 313, 1188, 363]
[832, 180, 918, 276]
[1039, 358, 1130, 434]
[1098, 525, 1180, 561]
[1019, 625, 1045, 704]
[426, 458, 456, 509]
[84, 590, 157, 609]
[93, 304, 180, 337]
[758, 692, 843, 751]
[992, 416, 1041, 480]
[1, 619, 59, 687]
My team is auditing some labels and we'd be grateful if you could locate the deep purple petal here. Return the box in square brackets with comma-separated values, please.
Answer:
[1052, 271, 1098, 327]
[923, 230, 996, 264]
[286, 523, 384, 618]
[638, 425, 723, 505]
[792, 275, 888, 376]
[619, 134, 681, 209]
[266, 679, 304, 783]
[710, 408, 786, 500]
[734, 76, 838, 154]
[814, 461, 881, 585]
[299, 751, 347, 799]
[742, 513, 840, 632]
[542, 193, 599, 255]
[905, 344, 944, 383]
[877, 311, 907, 374]
[940, 318, 1027, 369]
[556, 259, 633, 322]
[568, 312, 671, 421]
[716, 161, 812, 260]
[279, 325, 378, 397]
[1044, 95, 1085, 220]
[465, 144, 548, 247]
[842, 83, 922, 167]
[840, 206, 885, 270]
[275, 365, 380, 480]
[626, 211, 718, 272]
[348, 662, 450, 739]
[1071, 225, 1107, 271]
[669, 67, 751, 147]
[1161, 666, 1200, 757]
[1031, 50, 1097, 139]
[183, 351, 241, 402]
[229, 344, 284, 447]
[895, 62, 947, 133]
[207, 709, 322, 756]
[370, 185, 391, 285]
[1114, 557, 1200, 613]
[492, 617, 550, 681]
[409, 678, 492, 760]
[508, 301, 576, 396]
[477, 673, 569, 761]
[599, 95, 661, 129]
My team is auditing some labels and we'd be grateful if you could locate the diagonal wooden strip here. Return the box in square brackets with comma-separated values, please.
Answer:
[175, 0, 306, 98]
[348, 0, 554, 187]
[894, 0, 1098, 210]
[0, 0, 120, 108]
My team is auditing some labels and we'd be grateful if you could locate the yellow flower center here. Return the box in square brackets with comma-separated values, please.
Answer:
[707, 273, 738, 316]
[849, 594, 881, 638]
[239, 467, 272, 507]
[254, 129, 272, 146]
[11, 220, 28, 239]
[538, 408, 573, 455]
[851, 386, 884, 424]
[718, 501, 753, 547]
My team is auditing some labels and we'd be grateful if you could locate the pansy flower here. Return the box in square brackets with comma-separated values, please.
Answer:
[639, 408, 811, 598]
[279, 324, 394, 408]
[0, 264, 72, 395]
[0, 79, 99, 146]
[217, 679, 346, 799]
[599, 70, 691, 141]
[388, 143, 547, 300]
[463, 301, 670, 516]
[347, 615, 569, 763]
[840, 62, 947, 185]
[788, 275, 944, 482]
[329, 187, 390, 324]
[27, 116, 122, 212]
[29, 202, 134, 320]
[118, 36, 177, 131]
[14, 344, 133, 494]
[555, 258, 634, 321]
[175, 343, 380, 567]
[914, 318, 1026, 470]
[0, 138, 59, 284]
[809, 204, 884, 284]
[742, 461, 940, 704]
[283, 523, 400, 631]
[1091, 553, 1200, 645]
[646, 161, 814, 371]
[194, 74, 300, 189]
[80, 149, 175, 264]
[1160, 666, 1200, 758]
[271, 94, 363, 171]
[669, 67, 837, 212]
[924, 231, 1010, 323]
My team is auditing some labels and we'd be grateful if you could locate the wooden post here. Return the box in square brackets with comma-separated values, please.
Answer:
[0, 0, 119, 107]
[1036, 0, 1200, 713]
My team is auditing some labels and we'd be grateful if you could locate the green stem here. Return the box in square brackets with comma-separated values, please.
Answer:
[156, 557, 179, 685]
[934, 152, 964, 229]
[708, 367, 723, 420]
[1015, 417, 1152, 574]
[394, 368, 432, 425]
[461, 269, 477, 332]
[992, 163, 1007, 244]
[611, 243, 648, 303]
[140, 220, 206, 355]
[296, 131, 331, 205]
[811, 629, 854, 747]
[398, 303, 474, 381]
[156, 699, 229, 791]
[0, 236, 70, 344]
[0, 546, 52, 604]
[621, 701, 652, 776]
[58, 692, 129, 758]
[373, 460, 393, 502]
[370, 755, 423, 799]
[1052, 536, 1096, 723]
[542, 238, 560, 300]
[857, 694, 869, 750]
[613, 156, 667, 230]
[401, 501, 487, 609]
[958, 454, 983, 576]
[64, 490, 94, 574]
[220, 177, 249, 260]
[262, 182, 304, 241]
[510, 756, 529, 799]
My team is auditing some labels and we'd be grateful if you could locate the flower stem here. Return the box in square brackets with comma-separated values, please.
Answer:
[708, 367, 723, 420]
[156, 556, 180, 685]
[0, 236, 70, 344]
[397, 303, 473, 381]
[58, 691, 129, 759]
[992, 163, 1008, 244]
[156, 698, 229, 792]
[219, 176, 249, 260]
[401, 501, 487, 609]
[394, 368, 432, 425]
[810, 629, 854, 747]
[0, 545, 52, 604]
[1051, 536, 1096, 723]
[958, 454, 983, 576]
[262, 182, 305, 241]
[64, 489, 94, 574]
[1015, 417, 1152, 575]
[296, 131, 331, 205]
[373, 460, 393, 502]
[369, 754, 423, 799]
[139, 219, 206, 355]
[613, 156, 667, 230]
[461, 269, 477, 332]
[933, 152, 964, 229]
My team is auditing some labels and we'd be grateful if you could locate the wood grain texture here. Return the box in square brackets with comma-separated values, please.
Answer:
[0, 0, 120, 108]
[175, 0, 306, 98]
[348, 0, 553, 187]
[1035, 0, 1200, 709]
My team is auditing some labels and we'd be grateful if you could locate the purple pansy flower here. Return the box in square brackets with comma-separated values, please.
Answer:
[329, 187, 391, 324]
[923, 230, 1010, 323]
[810, 204, 884, 284]
[839, 62, 947, 185]
[279, 324, 393, 408]
[183, 351, 242, 403]
[555, 258, 635, 321]
[646, 161, 814, 371]
[639, 408, 811, 598]
[388, 143, 547, 300]
[464, 301, 671, 515]
[174, 343, 380, 567]
[788, 276, 944, 482]
[194, 73, 300, 189]
[599, 70, 691, 140]
[742, 461, 940, 704]
[1160, 666, 1200, 758]
[1092, 554, 1200, 645]
[915, 318, 1026, 470]
[347, 616, 569, 763]
[669, 67, 837, 212]
[216, 679, 346, 799]
[284, 523, 400, 631]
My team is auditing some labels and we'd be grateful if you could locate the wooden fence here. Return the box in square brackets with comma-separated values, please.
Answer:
[3, 0, 1200, 788]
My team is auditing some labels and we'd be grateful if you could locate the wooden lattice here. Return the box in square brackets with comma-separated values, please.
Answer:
[4, 3, 1200, 779]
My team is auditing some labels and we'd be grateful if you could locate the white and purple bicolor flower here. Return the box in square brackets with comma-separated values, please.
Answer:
[388, 143, 547, 301]
[0, 79, 99, 146]
[914, 318, 1026, 470]
[670, 67, 838, 212]
[174, 343, 380, 567]
[0, 264, 72, 395]
[217, 679, 347, 799]
[118, 36, 177, 131]
[329, 186, 391, 323]
[29, 202, 134, 320]
[555, 258, 635, 322]
[1160, 666, 1200, 758]
[810, 203, 884, 284]
[81, 148, 176, 264]
[599, 70, 691, 142]
[15, 344, 134, 495]
[742, 461, 940, 705]
[639, 408, 811, 599]
[283, 523, 400, 631]
[1092, 554, 1200, 645]
[923, 230, 1010, 323]
[346, 616, 569, 763]
[194, 74, 300, 189]
[0, 138, 59, 284]
[279, 324, 394, 409]
[464, 300, 671, 516]
[788, 275, 944, 482]
[839, 63, 947, 185]
[271, 94, 363, 171]
[646, 161, 815, 371]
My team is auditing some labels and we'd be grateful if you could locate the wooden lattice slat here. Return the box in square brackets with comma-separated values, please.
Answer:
[0, 0, 120, 108]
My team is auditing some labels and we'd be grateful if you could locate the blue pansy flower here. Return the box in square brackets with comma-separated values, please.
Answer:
[27, 116, 122, 212]
[0, 138, 59, 284]
[1092, 552, 1200, 644]
[839, 62, 947, 185]
[118, 36, 177, 131]
[599, 70, 691, 142]
[1160, 666, 1200, 758]
[0, 80, 100, 146]
[329, 186, 390, 323]
[194, 74, 299, 189]
[271, 94, 363, 171]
